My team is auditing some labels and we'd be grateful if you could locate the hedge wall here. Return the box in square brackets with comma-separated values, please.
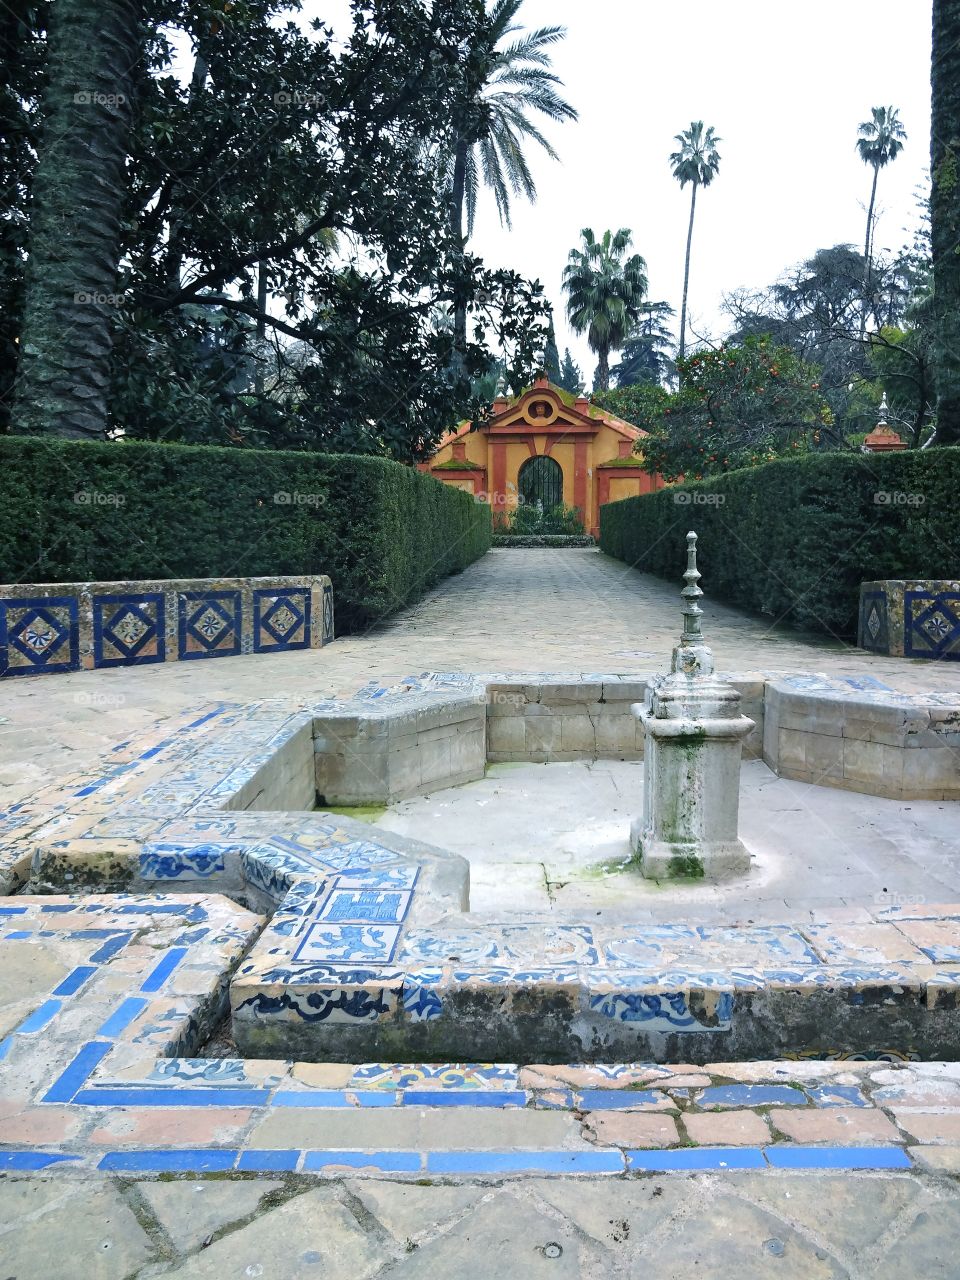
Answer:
[600, 449, 960, 638]
[0, 437, 491, 632]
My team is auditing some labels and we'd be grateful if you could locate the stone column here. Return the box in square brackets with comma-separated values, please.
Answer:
[631, 532, 754, 879]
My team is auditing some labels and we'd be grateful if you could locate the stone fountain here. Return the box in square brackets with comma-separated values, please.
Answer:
[631, 531, 754, 879]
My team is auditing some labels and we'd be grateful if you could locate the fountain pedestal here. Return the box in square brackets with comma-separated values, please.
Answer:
[631, 532, 754, 879]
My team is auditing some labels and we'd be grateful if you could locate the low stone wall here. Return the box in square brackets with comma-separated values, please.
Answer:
[486, 677, 766, 763]
[859, 579, 960, 660]
[314, 693, 487, 805]
[762, 676, 960, 800]
[0, 575, 333, 676]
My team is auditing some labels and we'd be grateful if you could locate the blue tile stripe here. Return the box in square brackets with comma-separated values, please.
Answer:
[73, 1087, 272, 1108]
[97, 997, 150, 1038]
[627, 1147, 767, 1171]
[273, 1090, 398, 1109]
[52, 966, 98, 996]
[0, 1151, 82, 1170]
[402, 1090, 527, 1108]
[17, 999, 63, 1034]
[21, 1143, 915, 1177]
[140, 947, 188, 992]
[42, 1041, 113, 1103]
[98, 1150, 239, 1172]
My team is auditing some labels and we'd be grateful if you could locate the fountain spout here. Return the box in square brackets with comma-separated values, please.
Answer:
[630, 531, 754, 879]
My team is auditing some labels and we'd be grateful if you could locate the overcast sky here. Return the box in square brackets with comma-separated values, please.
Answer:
[307, 1, 933, 378]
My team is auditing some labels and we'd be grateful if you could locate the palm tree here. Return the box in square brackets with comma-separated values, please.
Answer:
[450, 0, 577, 241]
[563, 228, 648, 392]
[932, 0, 960, 444]
[13, 0, 141, 436]
[857, 105, 907, 324]
[669, 121, 721, 362]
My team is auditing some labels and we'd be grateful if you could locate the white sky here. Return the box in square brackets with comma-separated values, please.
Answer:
[459, 0, 933, 377]
[248, 2, 934, 378]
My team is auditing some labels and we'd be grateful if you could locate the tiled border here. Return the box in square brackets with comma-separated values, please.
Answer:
[0, 576, 332, 676]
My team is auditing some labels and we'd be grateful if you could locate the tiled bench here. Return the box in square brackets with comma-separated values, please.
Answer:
[860, 579, 960, 661]
[0, 575, 334, 676]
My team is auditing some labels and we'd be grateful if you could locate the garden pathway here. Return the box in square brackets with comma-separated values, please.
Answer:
[2, 548, 957, 806]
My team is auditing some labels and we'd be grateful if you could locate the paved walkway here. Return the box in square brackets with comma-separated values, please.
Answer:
[1, 549, 957, 806]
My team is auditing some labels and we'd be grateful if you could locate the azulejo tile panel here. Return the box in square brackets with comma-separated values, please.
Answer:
[93, 592, 165, 667]
[859, 579, 960, 660]
[0, 595, 79, 676]
[178, 589, 242, 659]
[253, 587, 311, 653]
[0, 575, 332, 677]
[905, 590, 960, 660]
[858, 589, 888, 654]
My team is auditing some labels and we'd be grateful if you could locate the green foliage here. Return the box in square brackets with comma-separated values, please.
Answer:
[453, 0, 577, 236]
[557, 348, 584, 395]
[6, 0, 551, 455]
[604, 337, 830, 481]
[868, 325, 935, 444]
[931, 2, 960, 443]
[563, 228, 648, 391]
[611, 301, 675, 387]
[505, 501, 585, 536]
[0, 437, 491, 632]
[600, 447, 960, 637]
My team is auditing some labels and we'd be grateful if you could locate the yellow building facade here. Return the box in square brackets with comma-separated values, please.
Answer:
[420, 378, 663, 537]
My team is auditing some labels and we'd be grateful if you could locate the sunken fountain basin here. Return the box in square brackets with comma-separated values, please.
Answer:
[12, 670, 960, 1066]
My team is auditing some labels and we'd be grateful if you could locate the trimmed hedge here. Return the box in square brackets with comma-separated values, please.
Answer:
[0, 437, 491, 632]
[600, 449, 960, 638]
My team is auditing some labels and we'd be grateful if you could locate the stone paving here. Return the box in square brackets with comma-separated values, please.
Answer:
[377, 758, 960, 921]
[2, 548, 960, 1276]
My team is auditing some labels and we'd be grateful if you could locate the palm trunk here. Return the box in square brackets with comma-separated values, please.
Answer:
[678, 182, 697, 366]
[12, 0, 141, 437]
[595, 345, 610, 392]
[932, 0, 960, 444]
[861, 164, 879, 336]
[253, 259, 268, 394]
[450, 136, 468, 374]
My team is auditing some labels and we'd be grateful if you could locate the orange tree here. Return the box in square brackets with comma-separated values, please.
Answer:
[596, 336, 832, 481]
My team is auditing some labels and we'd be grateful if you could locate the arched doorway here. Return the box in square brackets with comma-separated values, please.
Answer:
[518, 454, 563, 510]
